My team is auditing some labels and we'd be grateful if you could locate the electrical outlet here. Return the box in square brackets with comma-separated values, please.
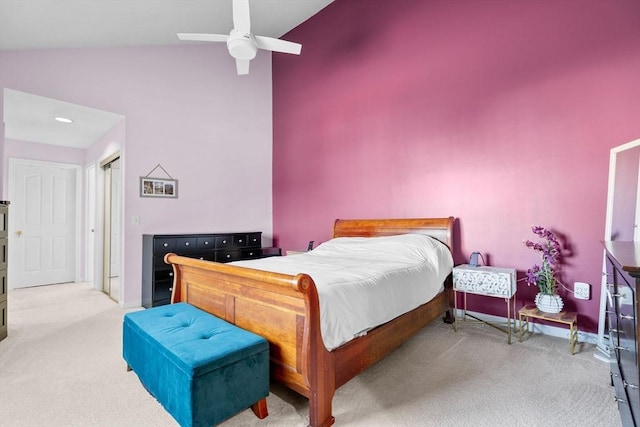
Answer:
[574, 282, 590, 300]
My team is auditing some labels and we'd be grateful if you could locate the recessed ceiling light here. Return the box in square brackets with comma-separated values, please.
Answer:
[54, 116, 73, 123]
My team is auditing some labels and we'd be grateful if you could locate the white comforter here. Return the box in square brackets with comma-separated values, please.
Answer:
[231, 233, 453, 350]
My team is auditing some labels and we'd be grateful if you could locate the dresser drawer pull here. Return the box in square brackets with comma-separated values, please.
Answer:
[620, 314, 635, 320]
[611, 293, 622, 298]
[184, 242, 190, 246]
[614, 396, 627, 404]
[204, 241, 209, 245]
[226, 254, 231, 259]
[609, 328, 620, 334]
[223, 240, 227, 244]
[169, 287, 173, 292]
[248, 252, 254, 256]
[163, 242, 169, 247]
[169, 272, 173, 277]
[615, 345, 630, 352]
[624, 380, 639, 390]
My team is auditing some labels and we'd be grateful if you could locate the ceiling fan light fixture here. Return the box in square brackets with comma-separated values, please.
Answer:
[227, 31, 257, 60]
[176, 0, 301, 75]
[54, 116, 73, 123]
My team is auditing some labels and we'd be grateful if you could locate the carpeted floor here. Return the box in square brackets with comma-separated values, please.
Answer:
[0, 282, 622, 426]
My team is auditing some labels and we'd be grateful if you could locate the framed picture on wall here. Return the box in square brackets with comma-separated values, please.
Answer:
[140, 177, 178, 198]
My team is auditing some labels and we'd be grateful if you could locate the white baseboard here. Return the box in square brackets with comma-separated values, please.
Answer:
[455, 309, 598, 345]
[121, 299, 142, 309]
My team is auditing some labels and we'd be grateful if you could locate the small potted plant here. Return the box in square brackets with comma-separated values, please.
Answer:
[524, 225, 564, 313]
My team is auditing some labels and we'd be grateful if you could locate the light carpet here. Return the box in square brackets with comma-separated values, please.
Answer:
[0, 283, 621, 426]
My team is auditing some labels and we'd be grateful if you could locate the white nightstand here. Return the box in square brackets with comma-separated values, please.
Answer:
[285, 250, 307, 256]
[452, 264, 517, 344]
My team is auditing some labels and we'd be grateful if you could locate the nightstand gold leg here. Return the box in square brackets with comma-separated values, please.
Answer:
[453, 290, 458, 332]
[506, 296, 512, 344]
[569, 321, 578, 355]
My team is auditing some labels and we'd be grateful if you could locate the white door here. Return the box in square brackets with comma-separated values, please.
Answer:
[10, 160, 77, 288]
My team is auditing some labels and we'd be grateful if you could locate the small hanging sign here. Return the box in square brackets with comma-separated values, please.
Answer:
[140, 164, 178, 198]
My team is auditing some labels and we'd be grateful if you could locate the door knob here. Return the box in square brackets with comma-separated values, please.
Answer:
[16, 230, 22, 237]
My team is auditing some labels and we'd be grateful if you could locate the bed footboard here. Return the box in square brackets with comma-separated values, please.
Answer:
[164, 253, 335, 426]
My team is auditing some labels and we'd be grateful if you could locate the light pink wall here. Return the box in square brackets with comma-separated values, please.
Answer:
[3, 138, 86, 169]
[0, 45, 274, 306]
[273, 0, 640, 332]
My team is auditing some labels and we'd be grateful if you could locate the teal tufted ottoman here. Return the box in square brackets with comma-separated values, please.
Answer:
[123, 302, 269, 427]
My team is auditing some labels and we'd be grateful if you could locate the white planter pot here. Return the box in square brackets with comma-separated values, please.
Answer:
[535, 293, 564, 313]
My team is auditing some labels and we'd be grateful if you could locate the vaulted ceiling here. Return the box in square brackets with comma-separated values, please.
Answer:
[1, 0, 333, 147]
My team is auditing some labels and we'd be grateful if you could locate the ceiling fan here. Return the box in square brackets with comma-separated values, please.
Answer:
[177, 0, 302, 75]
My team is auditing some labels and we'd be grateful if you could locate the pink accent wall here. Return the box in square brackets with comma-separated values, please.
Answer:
[0, 45, 274, 306]
[273, 0, 640, 332]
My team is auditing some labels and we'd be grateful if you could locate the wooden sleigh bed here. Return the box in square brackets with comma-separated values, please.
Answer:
[165, 217, 455, 427]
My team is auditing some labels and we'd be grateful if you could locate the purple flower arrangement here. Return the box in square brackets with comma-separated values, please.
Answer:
[524, 225, 562, 295]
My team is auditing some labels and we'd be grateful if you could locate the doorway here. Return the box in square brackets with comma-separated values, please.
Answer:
[101, 154, 121, 302]
[8, 159, 80, 289]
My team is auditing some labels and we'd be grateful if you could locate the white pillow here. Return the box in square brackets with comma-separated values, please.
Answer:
[311, 233, 450, 265]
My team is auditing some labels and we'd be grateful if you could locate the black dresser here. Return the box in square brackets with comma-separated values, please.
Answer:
[142, 232, 279, 308]
[604, 241, 640, 426]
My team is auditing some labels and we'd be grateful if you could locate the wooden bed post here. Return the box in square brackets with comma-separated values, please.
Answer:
[298, 273, 336, 427]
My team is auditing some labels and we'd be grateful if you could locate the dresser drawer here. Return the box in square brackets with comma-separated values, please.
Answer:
[452, 265, 516, 298]
[0, 299, 6, 339]
[154, 268, 174, 283]
[247, 233, 261, 247]
[0, 238, 6, 271]
[154, 238, 177, 253]
[0, 205, 7, 238]
[187, 251, 216, 261]
[196, 236, 215, 250]
[241, 248, 262, 259]
[216, 250, 241, 263]
[0, 269, 6, 303]
[215, 235, 233, 249]
[612, 370, 635, 425]
[154, 280, 173, 302]
[174, 237, 197, 252]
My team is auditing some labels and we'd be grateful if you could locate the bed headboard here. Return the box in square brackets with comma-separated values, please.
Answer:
[332, 217, 455, 249]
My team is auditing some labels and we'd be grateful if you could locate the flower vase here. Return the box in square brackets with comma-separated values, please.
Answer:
[535, 293, 564, 313]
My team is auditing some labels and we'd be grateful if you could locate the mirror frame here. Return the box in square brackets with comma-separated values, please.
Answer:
[597, 138, 640, 359]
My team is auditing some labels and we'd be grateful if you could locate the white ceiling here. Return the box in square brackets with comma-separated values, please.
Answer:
[4, 89, 125, 148]
[0, 0, 333, 51]
[1, 0, 333, 147]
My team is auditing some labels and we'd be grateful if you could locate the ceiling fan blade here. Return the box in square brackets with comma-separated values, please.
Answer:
[233, 0, 251, 34]
[177, 33, 228, 42]
[255, 36, 302, 55]
[236, 59, 250, 75]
